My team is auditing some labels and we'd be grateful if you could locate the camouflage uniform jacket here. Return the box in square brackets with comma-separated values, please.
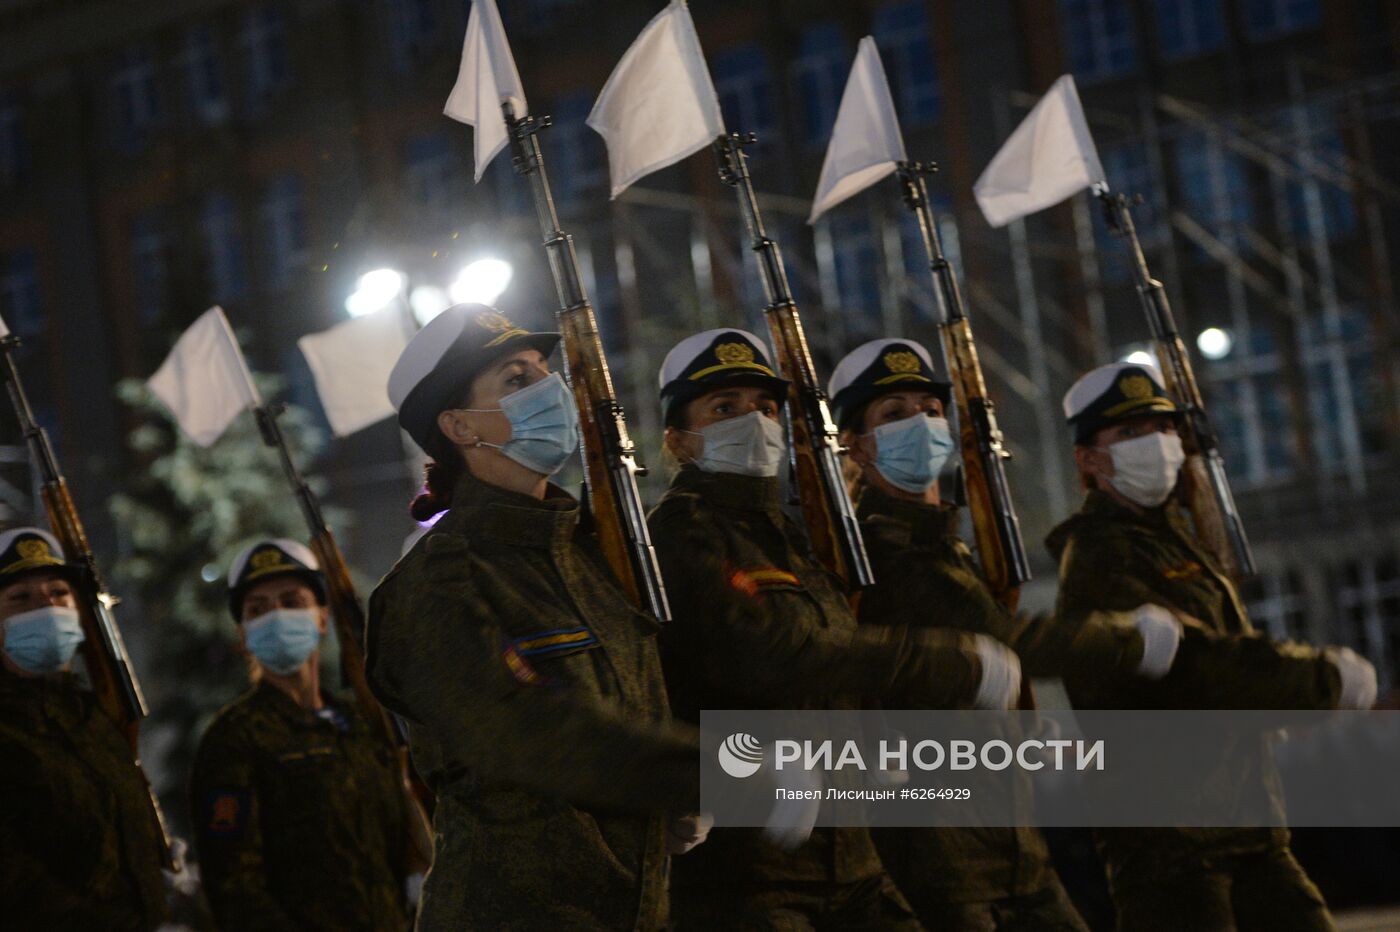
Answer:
[648, 466, 986, 890]
[0, 670, 169, 931]
[190, 680, 410, 931]
[367, 471, 701, 932]
[856, 485, 1147, 904]
[1046, 490, 1344, 883]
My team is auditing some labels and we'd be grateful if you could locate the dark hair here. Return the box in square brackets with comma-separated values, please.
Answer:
[408, 381, 476, 521]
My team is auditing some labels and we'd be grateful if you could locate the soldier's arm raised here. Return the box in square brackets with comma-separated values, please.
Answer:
[366, 534, 701, 815]
[652, 509, 986, 708]
[189, 726, 300, 932]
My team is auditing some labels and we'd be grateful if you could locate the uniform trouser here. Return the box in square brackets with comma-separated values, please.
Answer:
[1110, 845, 1335, 932]
[905, 875, 1088, 932]
[671, 873, 923, 931]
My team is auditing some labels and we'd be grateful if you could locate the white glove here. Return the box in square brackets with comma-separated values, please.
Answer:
[404, 872, 425, 908]
[666, 812, 715, 854]
[1133, 604, 1183, 680]
[762, 755, 821, 851]
[161, 838, 200, 898]
[1327, 646, 1377, 710]
[971, 635, 1021, 710]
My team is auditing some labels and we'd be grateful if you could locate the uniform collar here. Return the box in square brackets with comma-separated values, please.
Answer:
[671, 464, 782, 516]
[856, 484, 960, 546]
[445, 469, 579, 549]
[1080, 488, 1181, 533]
[252, 680, 349, 728]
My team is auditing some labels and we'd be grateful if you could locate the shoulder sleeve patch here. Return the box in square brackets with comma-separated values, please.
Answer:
[205, 788, 250, 839]
[512, 626, 598, 657]
[726, 565, 801, 598]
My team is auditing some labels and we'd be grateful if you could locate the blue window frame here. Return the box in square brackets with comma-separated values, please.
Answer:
[1244, 0, 1321, 40]
[546, 91, 605, 210]
[0, 250, 41, 336]
[791, 23, 849, 148]
[239, 6, 290, 112]
[179, 24, 228, 125]
[713, 45, 777, 143]
[110, 45, 160, 148]
[1059, 0, 1139, 84]
[388, 0, 441, 71]
[0, 93, 27, 186]
[1173, 134, 1253, 251]
[200, 193, 246, 300]
[1154, 0, 1226, 60]
[1280, 108, 1356, 241]
[829, 213, 882, 341]
[1095, 142, 1165, 279]
[260, 176, 309, 288]
[872, 1, 939, 125]
[131, 211, 168, 324]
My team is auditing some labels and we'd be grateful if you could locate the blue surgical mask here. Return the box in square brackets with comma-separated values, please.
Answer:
[3, 606, 85, 675]
[466, 371, 580, 476]
[688, 411, 786, 477]
[244, 608, 322, 675]
[869, 414, 956, 493]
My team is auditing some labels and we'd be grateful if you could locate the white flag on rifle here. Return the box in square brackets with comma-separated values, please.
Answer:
[0, 313, 9, 340]
[973, 74, 1105, 228]
[445, 0, 528, 181]
[147, 306, 258, 447]
[298, 311, 410, 437]
[587, 0, 725, 198]
[808, 37, 907, 224]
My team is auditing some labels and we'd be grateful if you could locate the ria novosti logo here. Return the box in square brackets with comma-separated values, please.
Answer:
[717, 733, 764, 778]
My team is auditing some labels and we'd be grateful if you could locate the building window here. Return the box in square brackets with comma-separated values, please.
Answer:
[388, 0, 440, 71]
[0, 250, 41, 336]
[547, 91, 605, 210]
[200, 193, 246, 301]
[792, 23, 849, 148]
[1154, 0, 1226, 60]
[830, 213, 882, 342]
[404, 134, 466, 227]
[1244, 0, 1321, 40]
[260, 176, 308, 288]
[239, 6, 290, 113]
[0, 94, 27, 186]
[110, 46, 160, 147]
[713, 45, 777, 144]
[1328, 555, 1400, 687]
[1173, 134, 1253, 255]
[872, 1, 939, 125]
[1060, 0, 1139, 84]
[499, 0, 584, 37]
[178, 24, 228, 126]
[1279, 108, 1356, 241]
[1204, 327, 1297, 486]
[1243, 567, 1308, 640]
[1301, 308, 1383, 470]
[131, 212, 168, 325]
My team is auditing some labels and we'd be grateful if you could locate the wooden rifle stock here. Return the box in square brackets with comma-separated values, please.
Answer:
[504, 104, 671, 622]
[1097, 187, 1256, 580]
[714, 133, 873, 590]
[0, 338, 174, 867]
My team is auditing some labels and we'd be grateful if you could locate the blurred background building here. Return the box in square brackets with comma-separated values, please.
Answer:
[3, 2, 1400, 903]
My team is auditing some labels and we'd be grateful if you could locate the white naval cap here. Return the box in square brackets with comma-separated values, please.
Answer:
[657, 328, 789, 425]
[1062, 361, 1180, 444]
[387, 303, 560, 452]
[226, 538, 325, 620]
[827, 338, 949, 429]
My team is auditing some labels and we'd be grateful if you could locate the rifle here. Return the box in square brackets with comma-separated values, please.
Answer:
[896, 163, 1032, 608]
[0, 336, 175, 868]
[503, 102, 671, 622]
[713, 132, 874, 590]
[1097, 185, 1256, 579]
[251, 402, 435, 865]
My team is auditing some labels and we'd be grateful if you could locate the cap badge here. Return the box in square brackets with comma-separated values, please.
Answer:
[16, 539, 49, 560]
[475, 311, 517, 333]
[1119, 374, 1154, 400]
[251, 549, 284, 571]
[715, 342, 755, 365]
[883, 350, 920, 375]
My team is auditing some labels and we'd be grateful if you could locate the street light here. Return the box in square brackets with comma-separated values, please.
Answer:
[409, 285, 452, 326]
[449, 258, 513, 306]
[1196, 327, 1234, 361]
[345, 268, 405, 318]
[1122, 349, 1156, 367]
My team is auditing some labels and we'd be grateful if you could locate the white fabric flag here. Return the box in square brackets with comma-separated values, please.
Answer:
[0, 313, 9, 339]
[298, 310, 411, 437]
[147, 306, 257, 447]
[808, 37, 907, 224]
[587, 0, 725, 198]
[973, 74, 1105, 228]
[444, 0, 528, 181]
